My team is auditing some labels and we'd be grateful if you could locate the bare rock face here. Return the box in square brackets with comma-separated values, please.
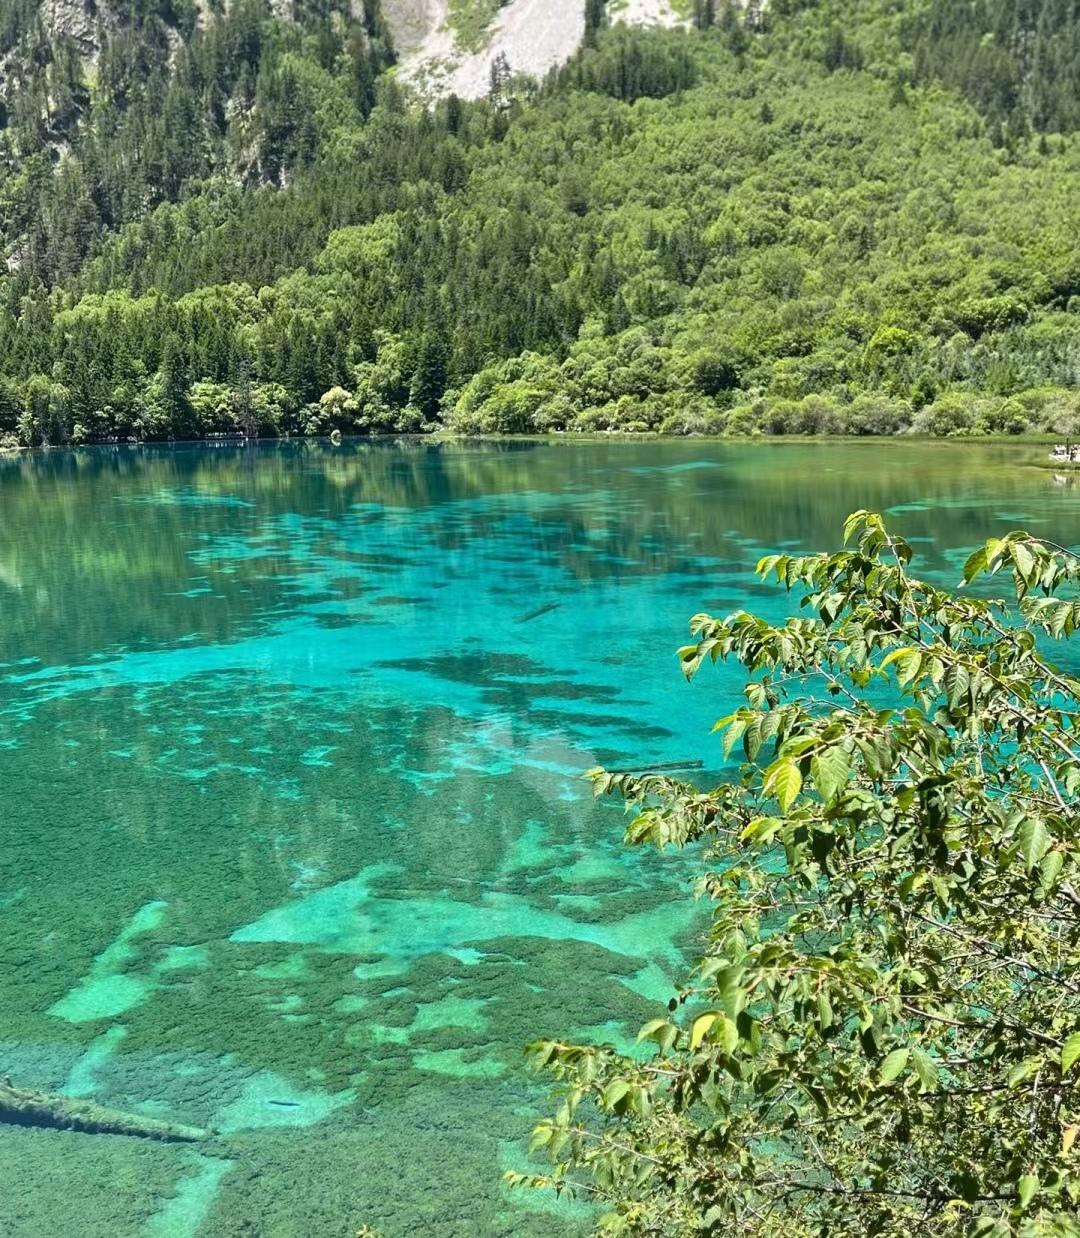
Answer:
[36, 0, 213, 61]
[42, 0, 106, 56]
[381, 0, 445, 56]
[387, 0, 687, 101]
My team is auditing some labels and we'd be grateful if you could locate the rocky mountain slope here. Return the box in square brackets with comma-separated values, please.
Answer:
[23, 0, 683, 103]
[385, 0, 684, 97]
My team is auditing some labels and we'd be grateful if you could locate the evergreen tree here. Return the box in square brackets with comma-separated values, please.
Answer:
[409, 323, 449, 419]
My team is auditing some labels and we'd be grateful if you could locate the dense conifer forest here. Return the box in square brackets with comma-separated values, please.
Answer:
[1, 0, 1079, 444]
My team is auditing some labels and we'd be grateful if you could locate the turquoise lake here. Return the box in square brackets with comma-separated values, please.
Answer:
[0, 437, 1077, 1236]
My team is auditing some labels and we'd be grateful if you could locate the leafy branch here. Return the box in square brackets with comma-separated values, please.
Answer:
[511, 513, 1080, 1237]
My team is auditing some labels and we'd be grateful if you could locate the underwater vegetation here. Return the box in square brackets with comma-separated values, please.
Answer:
[1, 438, 1079, 1234]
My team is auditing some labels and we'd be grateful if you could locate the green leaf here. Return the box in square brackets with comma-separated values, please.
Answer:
[715, 1012, 738, 1055]
[601, 1079, 631, 1111]
[721, 718, 747, 758]
[912, 1048, 938, 1092]
[637, 1018, 677, 1051]
[930, 874, 950, 908]
[1012, 541, 1036, 585]
[1039, 850, 1063, 892]
[1061, 1031, 1080, 1075]
[740, 816, 781, 844]
[961, 545, 988, 583]
[879, 646, 917, 671]
[1018, 816, 1050, 871]
[690, 1012, 718, 1051]
[1017, 1173, 1039, 1210]
[816, 991, 833, 1031]
[897, 651, 923, 687]
[689, 1011, 739, 1054]
[745, 681, 767, 709]
[810, 746, 850, 801]
[880, 646, 923, 687]
[764, 760, 802, 812]
[1008, 1056, 1040, 1088]
[878, 1047, 909, 1083]
[943, 661, 969, 710]
[843, 510, 870, 543]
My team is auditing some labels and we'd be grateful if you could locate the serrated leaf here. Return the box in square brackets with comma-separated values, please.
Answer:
[817, 991, 833, 1031]
[765, 760, 802, 812]
[962, 546, 988, 584]
[745, 681, 767, 709]
[912, 1048, 938, 1091]
[721, 718, 747, 758]
[1012, 541, 1036, 585]
[637, 1018, 674, 1047]
[1019, 816, 1050, 871]
[843, 510, 870, 543]
[880, 646, 923, 687]
[601, 1079, 631, 1111]
[880, 646, 917, 671]
[810, 745, 850, 801]
[740, 816, 781, 844]
[943, 661, 969, 710]
[715, 1012, 738, 1055]
[897, 651, 922, 687]
[931, 874, 950, 907]
[1008, 1056, 1040, 1088]
[630, 1085, 651, 1119]
[879, 1047, 909, 1083]
[1039, 850, 1063, 891]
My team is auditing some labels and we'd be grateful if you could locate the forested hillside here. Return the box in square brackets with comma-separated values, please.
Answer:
[909, 0, 1080, 139]
[1, 0, 1079, 445]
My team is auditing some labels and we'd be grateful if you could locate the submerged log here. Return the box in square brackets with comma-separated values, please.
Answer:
[0, 1078, 208, 1142]
[515, 600, 561, 624]
[607, 759, 705, 775]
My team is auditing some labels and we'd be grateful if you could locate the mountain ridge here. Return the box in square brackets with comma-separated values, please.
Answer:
[0, 0, 1078, 448]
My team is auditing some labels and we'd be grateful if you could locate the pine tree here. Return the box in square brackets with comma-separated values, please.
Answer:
[584, 0, 606, 47]
[409, 325, 449, 419]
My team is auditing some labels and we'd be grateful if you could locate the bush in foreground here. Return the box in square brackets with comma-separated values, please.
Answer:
[513, 513, 1080, 1236]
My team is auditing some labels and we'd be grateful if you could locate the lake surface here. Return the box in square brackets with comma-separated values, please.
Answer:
[0, 437, 1076, 1236]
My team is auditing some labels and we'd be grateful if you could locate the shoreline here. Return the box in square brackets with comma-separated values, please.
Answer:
[0, 431, 1073, 459]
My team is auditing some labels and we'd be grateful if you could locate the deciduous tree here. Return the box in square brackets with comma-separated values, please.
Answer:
[514, 513, 1080, 1237]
